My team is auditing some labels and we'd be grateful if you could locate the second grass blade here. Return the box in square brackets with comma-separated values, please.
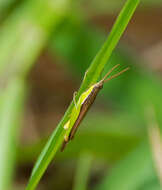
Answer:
[0, 79, 26, 190]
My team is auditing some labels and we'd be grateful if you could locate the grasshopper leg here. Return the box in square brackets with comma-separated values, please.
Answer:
[69, 125, 78, 140]
[73, 91, 77, 109]
[61, 134, 69, 152]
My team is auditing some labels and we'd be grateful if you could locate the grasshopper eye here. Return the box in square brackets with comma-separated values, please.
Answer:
[99, 84, 103, 89]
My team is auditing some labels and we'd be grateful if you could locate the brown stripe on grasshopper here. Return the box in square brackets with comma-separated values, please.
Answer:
[61, 64, 129, 151]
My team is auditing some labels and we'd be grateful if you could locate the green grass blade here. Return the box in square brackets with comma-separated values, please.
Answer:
[79, 0, 140, 91]
[95, 142, 160, 190]
[0, 79, 26, 190]
[0, 0, 69, 79]
[26, 0, 140, 189]
[73, 153, 93, 190]
[0, 0, 69, 189]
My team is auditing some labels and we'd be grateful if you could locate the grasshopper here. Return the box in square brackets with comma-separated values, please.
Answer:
[61, 64, 129, 151]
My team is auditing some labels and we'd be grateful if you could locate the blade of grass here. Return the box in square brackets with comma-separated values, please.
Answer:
[149, 126, 162, 187]
[26, 0, 140, 189]
[146, 106, 162, 187]
[73, 153, 93, 190]
[0, 0, 70, 189]
[0, 79, 26, 190]
[95, 142, 160, 190]
[0, 0, 69, 80]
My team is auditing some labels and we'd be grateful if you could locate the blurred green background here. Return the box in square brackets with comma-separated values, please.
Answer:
[0, 0, 162, 190]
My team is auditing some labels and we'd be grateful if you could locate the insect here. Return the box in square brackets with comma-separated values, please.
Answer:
[61, 64, 129, 151]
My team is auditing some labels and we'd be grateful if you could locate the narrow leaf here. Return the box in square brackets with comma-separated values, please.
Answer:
[26, 1, 140, 189]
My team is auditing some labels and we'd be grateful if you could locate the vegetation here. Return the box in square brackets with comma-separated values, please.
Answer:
[0, 0, 161, 190]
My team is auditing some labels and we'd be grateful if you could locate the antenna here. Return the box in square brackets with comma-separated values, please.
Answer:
[102, 64, 130, 83]
[102, 64, 120, 82]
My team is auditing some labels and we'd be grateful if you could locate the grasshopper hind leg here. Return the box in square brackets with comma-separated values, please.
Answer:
[69, 125, 78, 140]
[61, 140, 68, 152]
[61, 134, 69, 152]
[61, 125, 78, 151]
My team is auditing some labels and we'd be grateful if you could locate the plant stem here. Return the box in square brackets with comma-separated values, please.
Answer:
[26, 1, 140, 189]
